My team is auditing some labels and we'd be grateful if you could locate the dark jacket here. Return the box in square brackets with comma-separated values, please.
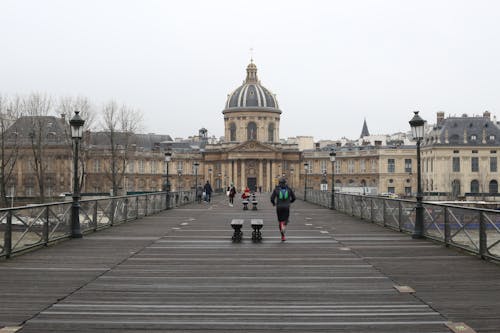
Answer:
[203, 182, 213, 194]
[270, 185, 296, 208]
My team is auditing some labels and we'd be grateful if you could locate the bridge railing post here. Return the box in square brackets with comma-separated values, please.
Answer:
[444, 207, 450, 247]
[5, 210, 12, 258]
[43, 206, 49, 245]
[479, 211, 487, 259]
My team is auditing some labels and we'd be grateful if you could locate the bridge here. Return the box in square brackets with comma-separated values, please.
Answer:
[1, 193, 500, 332]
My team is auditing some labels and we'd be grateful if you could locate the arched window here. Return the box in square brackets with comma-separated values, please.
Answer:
[268, 123, 275, 142]
[247, 122, 257, 140]
[470, 180, 479, 193]
[229, 123, 236, 141]
[489, 180, 498, 194]
[451, 179, 460, 199]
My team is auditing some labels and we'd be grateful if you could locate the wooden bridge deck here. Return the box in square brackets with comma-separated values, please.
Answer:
[1, 194, 499, 332]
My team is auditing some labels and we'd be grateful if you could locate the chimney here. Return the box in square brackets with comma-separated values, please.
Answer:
[483, 110, 491, 120]
[436, 111, 445, 126]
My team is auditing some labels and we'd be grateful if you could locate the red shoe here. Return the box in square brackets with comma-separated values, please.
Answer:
[281, 234, 286, 242]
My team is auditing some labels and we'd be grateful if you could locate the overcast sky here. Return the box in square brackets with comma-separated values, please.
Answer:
[2, 0, 500, 140]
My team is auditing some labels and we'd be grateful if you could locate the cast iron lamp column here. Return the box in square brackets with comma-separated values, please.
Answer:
[409, 111, 426, 239]
[69, 111, 85, 238]
[164, 151, 172, 209]
[329, 150, 336, 210]
[304, 162, 309, 202]
[194, 161, 200, 201]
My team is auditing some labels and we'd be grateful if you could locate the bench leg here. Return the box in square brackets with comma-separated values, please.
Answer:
[232, 227, 243, 242]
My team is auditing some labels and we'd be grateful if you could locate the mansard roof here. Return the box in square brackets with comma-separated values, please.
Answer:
[426, 114, 500, 146]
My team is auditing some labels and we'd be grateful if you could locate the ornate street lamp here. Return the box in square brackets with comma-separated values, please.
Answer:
[304, 162, 309, 202]
[409, 111, 426, 239]
[194, 161, 200, 199]
[69, 111, 85, 238]
[329, 150, 336, 210]
[164, 151, 172, 209]
[178, 169, 183, 192]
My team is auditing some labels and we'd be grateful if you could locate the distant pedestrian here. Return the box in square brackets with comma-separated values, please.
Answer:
[196, 185, 203, 203]
[241, 186, 251, 200]
[228, 183, 236, 207]
[270, 177, 296, 242]
[203, 180, 213, 202]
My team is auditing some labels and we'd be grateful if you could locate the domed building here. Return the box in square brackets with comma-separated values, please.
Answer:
[203, 61, 301, 192]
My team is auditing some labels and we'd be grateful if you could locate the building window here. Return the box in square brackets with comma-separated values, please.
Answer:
[229, 123, 236, 141]
[335, 160, 341, 174]
[26, 186, 33, 196]
[405, 187, 412, 196]
[177, 161, 183, 172]
[387, 187, 395, 194]
[404, 159, 412, 173]
[489, 135, 496, 142]
[470, 135, 477, 142]
[320, 160, 327, 174]
[371, 159, 377, 172]
[348, 160, 354, 173]
[470, 180, 479, 193]
[471, 157, 479, 172]
[94, 159, 101, 173]
[360, 160, 366, 173]
[452, 157, 460, 172]
[268, 123, 275, 142]
[247, 122, 257, 140]
[138, 160, 145, 174]
[128, 161, 135, 173]
[387, 159, 395, 173]
[490, 157, 497, 172]
[489, 180, 498, 194]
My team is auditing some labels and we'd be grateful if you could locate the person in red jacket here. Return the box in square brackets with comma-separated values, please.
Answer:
[241, 186, 251, 200]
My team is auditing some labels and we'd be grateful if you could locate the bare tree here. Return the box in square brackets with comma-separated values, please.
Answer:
[0, 95, 22, 206]
[23, 93, 53, 203]
[57, 96, 96, 190]
[101, 101, 143, 196]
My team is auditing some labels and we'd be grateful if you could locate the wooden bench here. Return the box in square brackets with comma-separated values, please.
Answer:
[242, 200, 249, 210]
[231, 219, 244, 242]
[251, 219, 263, 242]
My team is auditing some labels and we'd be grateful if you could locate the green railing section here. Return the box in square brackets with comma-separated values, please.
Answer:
[298, 189, 500, 262]
[0, 190, 196, 259]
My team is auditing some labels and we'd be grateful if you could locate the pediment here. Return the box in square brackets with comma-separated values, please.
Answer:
[228, 140, 278, 153]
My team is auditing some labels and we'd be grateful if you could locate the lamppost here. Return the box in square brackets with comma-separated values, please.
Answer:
[304, 162, 309, 202]
[409, 111, 426, 239]
[329, 150, 336, 210]
[178, 170, 183, 192]
[194, 161, 200, 197]
[69, 111, 85, 238]
[164, 151, 172, 209]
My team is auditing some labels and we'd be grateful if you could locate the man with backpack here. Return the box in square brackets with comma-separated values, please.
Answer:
[270, 177, 296, 242]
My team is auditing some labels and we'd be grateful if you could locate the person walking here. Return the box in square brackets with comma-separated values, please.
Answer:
[228, 183, 236, 207]
[203, 180, 213, 202]
[270, 177, 296, 242]
[196, 185, 203, 204]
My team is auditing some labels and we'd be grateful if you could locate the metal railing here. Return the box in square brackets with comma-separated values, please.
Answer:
[298, 190, 500, 262]
[0, 190, 196, 259]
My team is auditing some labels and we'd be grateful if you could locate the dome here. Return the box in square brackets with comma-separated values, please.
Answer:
[224, 61, 280, 110]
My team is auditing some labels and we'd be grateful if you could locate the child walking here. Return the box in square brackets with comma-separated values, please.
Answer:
[270, 178, 296, 241]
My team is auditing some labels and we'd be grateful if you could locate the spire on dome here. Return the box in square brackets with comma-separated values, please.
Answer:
[245, 60, 258, 83]
[360, 118, 370, 138]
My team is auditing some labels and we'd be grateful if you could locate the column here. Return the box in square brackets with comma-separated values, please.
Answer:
[240, 160, 246, 191]
[266, 160, 271, 191]
[258, 160, 263, 192]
